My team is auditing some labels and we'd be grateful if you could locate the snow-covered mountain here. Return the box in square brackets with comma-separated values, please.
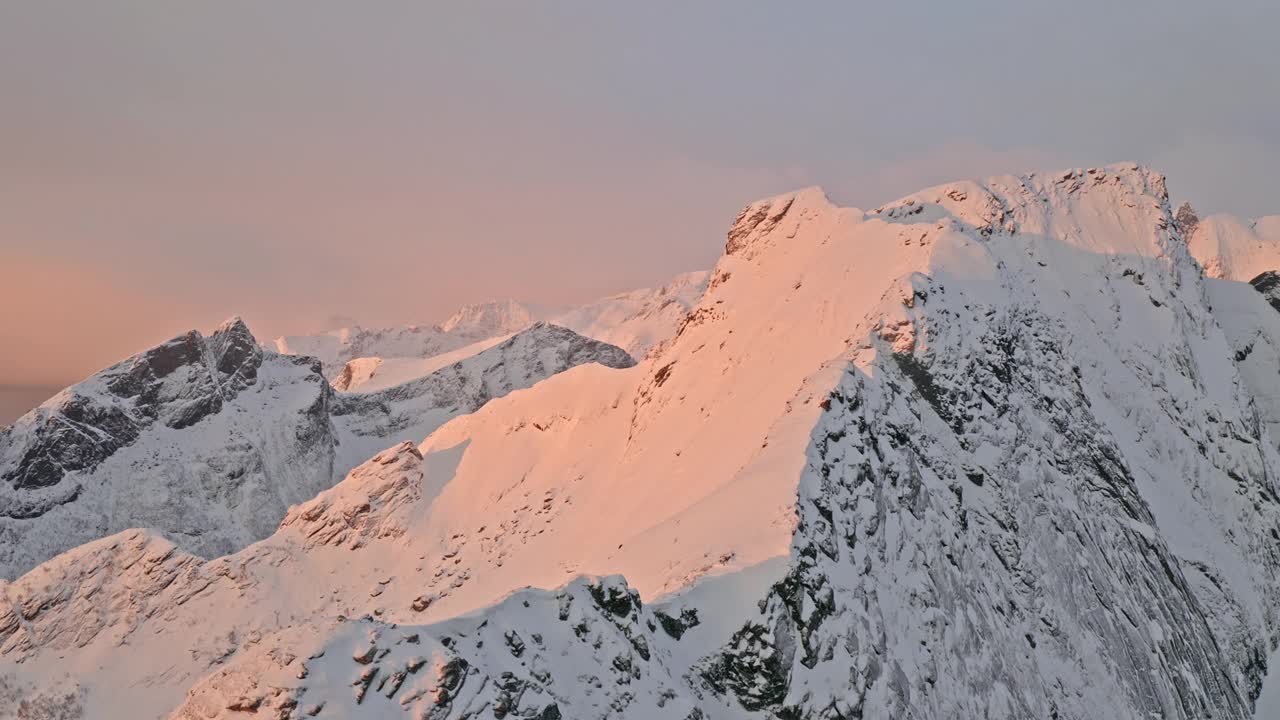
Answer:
[277, 272, 709, 386]
[439, 299, 544, 337]
[6, 164, 1280, 719]
[331, 335, 514, 393]
[0, 317, 336, 580]
[328, 323, 635, 477]
[550, 270, 710, 360]
[0, 321, 633, 579]
[273, 300, 542, 382]
[1187, 214, 1280, 283]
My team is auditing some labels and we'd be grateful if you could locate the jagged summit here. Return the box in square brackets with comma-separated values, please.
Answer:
[0, 315, 637, 580]
[6, 163, 1280, 719]
[213, 314, 251, 334]
[438, 298, 543, 335]
[725, 186, 831, 257]
[1, 316, 275, 491]
[0, 317, 335, 577]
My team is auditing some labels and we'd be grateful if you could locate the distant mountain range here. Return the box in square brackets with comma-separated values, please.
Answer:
[273, 270, 709, 383]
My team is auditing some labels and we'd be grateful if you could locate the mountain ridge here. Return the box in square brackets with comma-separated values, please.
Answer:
[0, 321, 635, 580]
[275, 271, 710, 383]
[5, 163, 1280, 719]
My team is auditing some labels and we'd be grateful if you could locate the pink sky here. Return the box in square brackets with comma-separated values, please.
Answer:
[4, 2, 1279, 388]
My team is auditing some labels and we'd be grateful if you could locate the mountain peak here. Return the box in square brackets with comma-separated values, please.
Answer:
[439, 298, 540, 335]
[213, 314, 250, 335]
[8, 161, 1280, 719]
[208, 315, 262, 390]
[725, 186, 832, 258]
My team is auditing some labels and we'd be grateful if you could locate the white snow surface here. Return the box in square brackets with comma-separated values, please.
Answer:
[0, 322, 633, 581]
[277, 272, 710, 383]
[274, 300, 540, 382]
[1188, 213, 1280, 282]
[327, 323, 635, 481]
[332, 335, 514, 393]
[0, 318, 337, 580]
[549, 270, 710, 360]
[4, 165, 1280, 719]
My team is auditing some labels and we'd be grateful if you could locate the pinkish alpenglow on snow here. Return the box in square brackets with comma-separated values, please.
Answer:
[5, 164, 1280, 719]
[7, 4, 1280, 719]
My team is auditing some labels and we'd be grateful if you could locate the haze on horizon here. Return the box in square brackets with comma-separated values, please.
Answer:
[2, 0, 1279, 395]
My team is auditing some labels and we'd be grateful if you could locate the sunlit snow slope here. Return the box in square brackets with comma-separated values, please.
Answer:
[0, 322, 632, 579]
[4, 165, 1280, 720]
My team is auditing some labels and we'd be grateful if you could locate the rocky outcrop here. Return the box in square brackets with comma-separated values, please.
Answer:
[724, 190, 808, 258]
[698, 168, 1280, 719]
[0, 318, 334, 577]
[269, 577, 702, 720]
[332, 357, 383, 392]
[0, 318, 264, 494]
[279, 442, 423, 550]
[1251, 271, 1280, 313]
[0, 529, 205, 656]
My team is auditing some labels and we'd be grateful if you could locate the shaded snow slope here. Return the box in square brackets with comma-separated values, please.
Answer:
[0, 322, 633, 580]
[5, 164, 1280, 720]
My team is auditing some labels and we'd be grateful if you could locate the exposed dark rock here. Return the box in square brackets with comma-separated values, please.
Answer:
[1249, 271, 1280, 313]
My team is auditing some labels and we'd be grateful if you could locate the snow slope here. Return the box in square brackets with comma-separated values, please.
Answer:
[5, 164, 1280, 719]
[274, 300, 540, 381]
[328, 323, 635, 478]
[550, 270, 710, 360]
[1188, 213, 1280, 282]
[278, 272, 709, 384]
[0, 321, 633, 580]
[0, 318, 337, 580]
[331, 335, 513, 393]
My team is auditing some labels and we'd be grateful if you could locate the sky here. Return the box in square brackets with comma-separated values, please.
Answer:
[2, 0, 1279, 390]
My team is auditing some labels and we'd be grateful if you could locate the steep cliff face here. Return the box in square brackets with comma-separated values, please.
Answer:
[5, 164, 1280, 720]
[698, 168, 1280, 719]
[1, 317, 267, 493]
[0, 318, 337, 579]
